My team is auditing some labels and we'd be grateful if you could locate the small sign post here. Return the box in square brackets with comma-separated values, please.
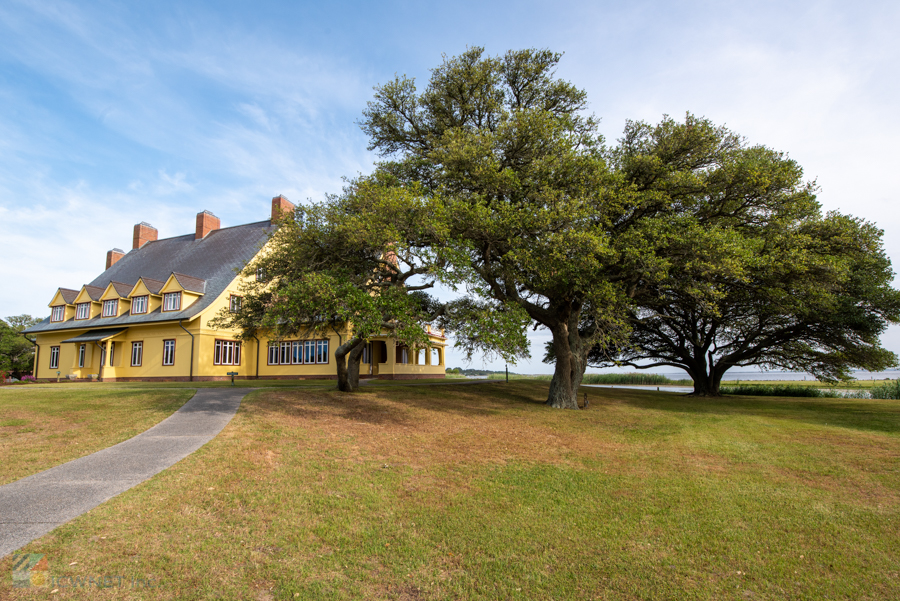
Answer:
[227, 371, 238, 386]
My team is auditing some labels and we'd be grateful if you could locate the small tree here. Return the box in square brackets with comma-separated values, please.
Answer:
[213, 176, 529, 391]
[0, 315, 40, 379]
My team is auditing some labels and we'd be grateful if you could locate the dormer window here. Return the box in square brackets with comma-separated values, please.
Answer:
[102, 299, 118, 317]
[51, 306, 65, 322]
[76, 303, 90, 320]
[132, 295, 148, 314]
[163, 292, 182, 312]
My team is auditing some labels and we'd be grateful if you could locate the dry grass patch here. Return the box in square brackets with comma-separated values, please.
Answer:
[0, 388, 194, 485]
[2, 382, 899, 600]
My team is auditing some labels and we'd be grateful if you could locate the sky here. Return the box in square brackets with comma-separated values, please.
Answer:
[1, 0, 898, 374]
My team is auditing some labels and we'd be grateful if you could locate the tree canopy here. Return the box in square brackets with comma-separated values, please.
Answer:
[361, 47, 624, 408]
[0, 315, 40, 379]
[571, 115, 900, 395]
[212, 176, 530, 391]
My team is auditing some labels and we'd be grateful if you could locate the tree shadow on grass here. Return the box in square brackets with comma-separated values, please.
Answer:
[243, 381, 546, 428]
[601, 387, 900, 435]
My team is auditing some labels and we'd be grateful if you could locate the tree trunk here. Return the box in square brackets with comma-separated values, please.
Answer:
[690, 366, 723, 396]
[335, 337, 366, 392]
[546, 323, 586, 409]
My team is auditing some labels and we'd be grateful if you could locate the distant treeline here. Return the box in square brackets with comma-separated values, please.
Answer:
[446, 368, 521, 377]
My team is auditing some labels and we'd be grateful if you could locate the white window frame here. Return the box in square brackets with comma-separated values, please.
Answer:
[162, 339, 176, 366]
[316, 339, 329, 364]
[51, 306, 65, 322]
[131, 341, 143, 367]
[102, 299, 118, 317]
[76, 303, 90, 320]
[280, 342, 291, 365]
[109, 341, 115, 366]
[78, 344, 86, 368]
[163, 292, 182, 312]
[49, 346, 60, 369]
[131, 295, 148, 314]
[267, 343, 279, 365]
[304, 340, 315, 364]
[230, 295, 242, 313]
[214, 340, 241, 366]
[292, 341, 304, 364]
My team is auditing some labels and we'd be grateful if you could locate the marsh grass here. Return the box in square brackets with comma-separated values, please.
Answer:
[2, 382, 898, 600]
[488, 372, 694, 385]
[0, 388, 193, 485]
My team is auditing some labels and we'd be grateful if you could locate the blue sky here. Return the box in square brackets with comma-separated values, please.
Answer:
[2, 0, 898, 374]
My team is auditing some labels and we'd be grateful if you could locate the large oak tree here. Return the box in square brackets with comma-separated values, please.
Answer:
[361, 47, 625, 408]
[580, 115, 900, 395]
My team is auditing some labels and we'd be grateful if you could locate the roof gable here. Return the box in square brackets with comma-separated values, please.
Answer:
[49, 288, 79, 307]
[129, 277, 165, 297]
[74, 285, 104, 304]
[160, 272, 206, 295]
[100, 281, 133, 300]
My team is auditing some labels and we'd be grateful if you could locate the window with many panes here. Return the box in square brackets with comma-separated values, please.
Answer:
[76, 303, 90, 319]
[267, 339, 329, 365]
[214, 340, 241, 365]
[51, 306, 65, 322]
[102, 299, 118, 317]
[316, 340, 329, 364]
[230, 295, 242, 312]
[49, 346, 60, 369]
[131, 341, 143, 367]
[131, 295, 148, 314]
[162, 339, 175, 366]
[163, 292, 181, 312]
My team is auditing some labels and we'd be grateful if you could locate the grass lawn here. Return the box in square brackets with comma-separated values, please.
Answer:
[2, 382, 899, 600]
[0, 388, 195, 485]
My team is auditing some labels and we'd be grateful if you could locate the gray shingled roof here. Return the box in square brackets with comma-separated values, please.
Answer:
[82, 285, 105, 301]
[135, 277, 166, 295]
[25, 220, 273, 335]
[58, 288, 79, 305]
[109, 281, 133, 297]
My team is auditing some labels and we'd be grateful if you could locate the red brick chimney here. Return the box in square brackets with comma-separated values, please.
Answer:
[106, 248, 125, 270]
[271, 194, 295, 221]
[195, 210, 220, 240]
[133, 222, 158, 250]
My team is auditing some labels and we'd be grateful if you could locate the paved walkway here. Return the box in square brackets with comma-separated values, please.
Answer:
[0, 387, 252, 557]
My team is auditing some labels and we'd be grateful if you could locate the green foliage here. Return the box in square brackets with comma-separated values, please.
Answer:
[361, 47, 620, 408]
[0, 315, 40, 378]
[211, 175, 530, 390]
[719, 384, 833, 398]
[869, 380, 900, 400]
[583, 114, 900, 395]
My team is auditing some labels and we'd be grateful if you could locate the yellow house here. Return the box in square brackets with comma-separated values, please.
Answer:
[25, 196, 447, 382]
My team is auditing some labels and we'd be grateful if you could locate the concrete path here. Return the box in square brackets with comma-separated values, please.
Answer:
[0, 387, 252, 557]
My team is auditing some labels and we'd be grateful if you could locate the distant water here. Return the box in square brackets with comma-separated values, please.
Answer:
[658, 370, 899, 382]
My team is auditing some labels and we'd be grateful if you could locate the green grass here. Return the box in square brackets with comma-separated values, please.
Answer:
[2, 382, 898, 600]
[0, 387, 194, 485]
